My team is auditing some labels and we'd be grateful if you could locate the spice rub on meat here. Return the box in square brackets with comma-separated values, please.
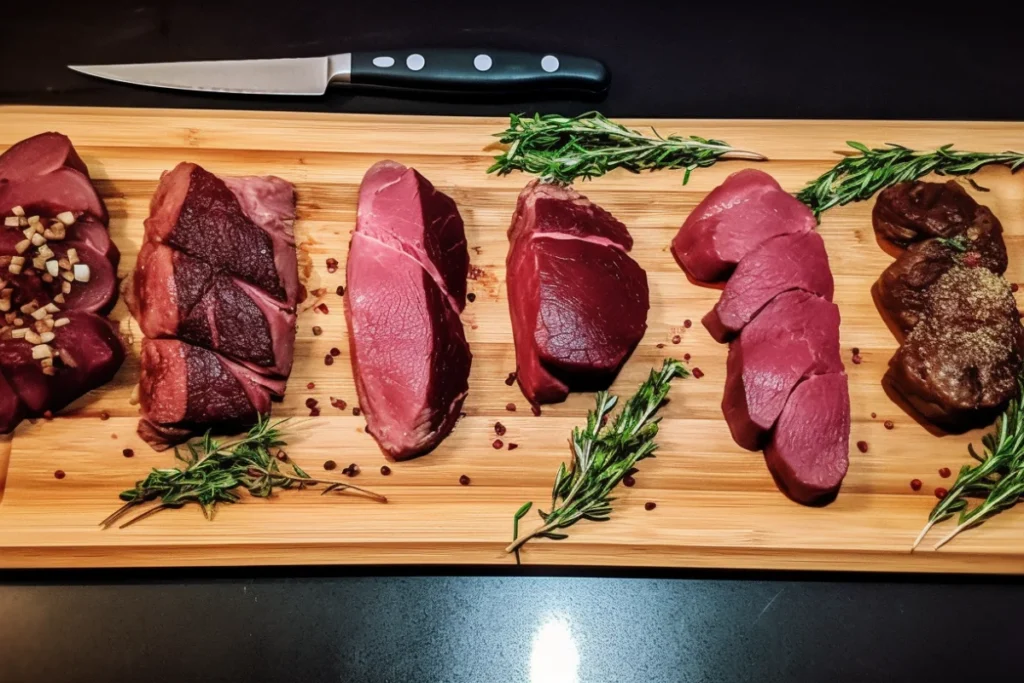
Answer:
[873, 181, 1023, 432]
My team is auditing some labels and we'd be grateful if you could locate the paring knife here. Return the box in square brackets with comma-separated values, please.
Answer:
[69, 49, 609, 96]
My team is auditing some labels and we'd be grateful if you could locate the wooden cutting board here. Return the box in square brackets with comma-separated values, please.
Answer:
[2, 106, 1024, 573]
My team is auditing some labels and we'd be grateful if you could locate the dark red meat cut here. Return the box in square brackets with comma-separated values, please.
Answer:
[137, 339, 285, 450]
[144, 162, 299, 306]
[0, 312, 125, 429]
[0, 132, 89, 182]
[672, 169, 815, 283]
[873, 180, 987, 245]
[346, 161, 471, 459]
[764, 372, 851, 505]
[506, 181, 649, 406]
[132, 243, 296, 376]
[723, 291, 843, 450]
[703, 230, 834, 343]
[0, 133, 124, 434]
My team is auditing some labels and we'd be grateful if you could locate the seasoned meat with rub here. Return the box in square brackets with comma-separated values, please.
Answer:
[873, 180, 999, 246]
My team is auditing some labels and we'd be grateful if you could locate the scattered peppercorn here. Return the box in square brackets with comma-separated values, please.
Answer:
[305, 397, 318, 409]
[935, 487, 948, 500]
[939, 467, 951, 478]
[644, 502, 657, 511]
[884, 420, 894, 430]
[330, 347, 341, 357]
[852, 347, 860, 355]
[324, 355, 334, 366]
[856, 441, 868, 453]
[122, 448, 134, 458]
[683, 353, 691, 362]
[316, 303, 330, 314]
[343, 463, 360, 477]
[871, 412, 877, 419]
[494, 422, 507, 436]
[467, 292, 476, 302]
[492, 439, 503, 449]
[323, 460, 337, 471]
[459, 474, 471, 486]
[309, 407, 321, 417]
[692, 367, 704, 379]
[683, 319, 692, 329]
[99, 411, 110, 421]
[852, 354, 862, 365]
[656, 343, 665, 349]
[508, 443, 519, 451]
[276, 451, 289, 462]
[623, 475, 636, 487]
[506, 402, 516, 412]
[505, 372, 517, 386]
[352, 407, 361, 416]
[42, 410, 53, 421]
[312, 326, 323, 336]
[331, 397, 347, 410]
[1013, 283, 1020, 293]
[336, 285, 345, 296]
[54, 470, 65, 480]
[307, 382, 316, 390]
[910, 479, 923, 491]
[326, 257, 339, 273]
[671, 335, 681, 344]
[380, 465, 392, 476]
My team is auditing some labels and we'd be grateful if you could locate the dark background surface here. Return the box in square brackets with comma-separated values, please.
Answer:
[2, 2, 1024, 681]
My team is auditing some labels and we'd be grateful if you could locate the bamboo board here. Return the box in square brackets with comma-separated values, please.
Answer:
[2, 106, 1024, 573]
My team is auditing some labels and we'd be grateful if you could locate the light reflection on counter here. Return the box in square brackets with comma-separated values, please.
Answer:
[529, 616, 579, 683]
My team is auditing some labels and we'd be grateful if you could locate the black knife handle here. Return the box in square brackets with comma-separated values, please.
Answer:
[347, 49, 609, 94]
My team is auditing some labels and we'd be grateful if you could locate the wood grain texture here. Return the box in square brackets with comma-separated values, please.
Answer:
[2, 106, 1024, 572]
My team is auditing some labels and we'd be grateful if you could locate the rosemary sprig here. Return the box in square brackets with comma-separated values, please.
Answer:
[101, 416, 386, 529]
[506, 359, 688, 557]
[913, 379, 1024, 551]
[796, 142, 1024, 218]
[487, 112, 765, 185]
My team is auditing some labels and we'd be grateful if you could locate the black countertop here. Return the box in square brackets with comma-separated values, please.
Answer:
[2, 2, 1024, 681]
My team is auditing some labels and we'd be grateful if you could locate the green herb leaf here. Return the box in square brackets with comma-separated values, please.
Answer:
[796, 142, 1024, 218]
[506, 360, 688, 556]
[488, 112, 765, 185]
[101, 416, 386, 529]
[913, 378, 1024, 550]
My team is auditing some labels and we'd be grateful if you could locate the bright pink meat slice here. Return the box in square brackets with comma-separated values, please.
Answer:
[672, 169, 815, 283]
[764, 372, 850, 505]
[506, 181, 648, 406]
[723, 290, 843, 450]
[703, 230, 834, 343]
[346, 161, 471, 460]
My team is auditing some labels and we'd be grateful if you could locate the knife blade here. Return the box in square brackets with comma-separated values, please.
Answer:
[69, 50, 609, 96]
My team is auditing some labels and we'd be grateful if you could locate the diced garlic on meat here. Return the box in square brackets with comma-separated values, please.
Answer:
[37, 244, 54, 260]
[0, 300, 8, 313]
[19, 300, 37, 315]
[14, 239, 30, 254]
[73, 263, 90, 282]
[67, 248, 79, 265]
[56, 211, 75, 226]
[61, 280, 72, 294]
[44, 303, 60, 314]
[21, 227, 35, 240]
[25, 330, 42, 345]
[30, 232, 46, 247]
[7, 262, 22, 275]
[31, 344, 52, 360]
[10, 206, 24, 217]
[61, 271, 74, 282]
[31, 307, 49, 321]
[53, 317, 70, 328]
[45, 260, 59, 277]
[53, 293, 66, 304]
[4, 217, 19, 228]
[40, 331, 55, 343]
[10, 327, 27, 339]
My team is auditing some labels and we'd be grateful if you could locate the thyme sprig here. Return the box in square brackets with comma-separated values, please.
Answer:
[488, 112, 765, 184]
[796, 142, 1024, 218]
[101, 416, 386, 529]
[506, 360, 688, 558]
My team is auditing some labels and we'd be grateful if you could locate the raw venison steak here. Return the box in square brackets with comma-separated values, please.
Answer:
[346, 161, 471, 460]
[672, 169, 815, 283]
[506, 181, 649, 406]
